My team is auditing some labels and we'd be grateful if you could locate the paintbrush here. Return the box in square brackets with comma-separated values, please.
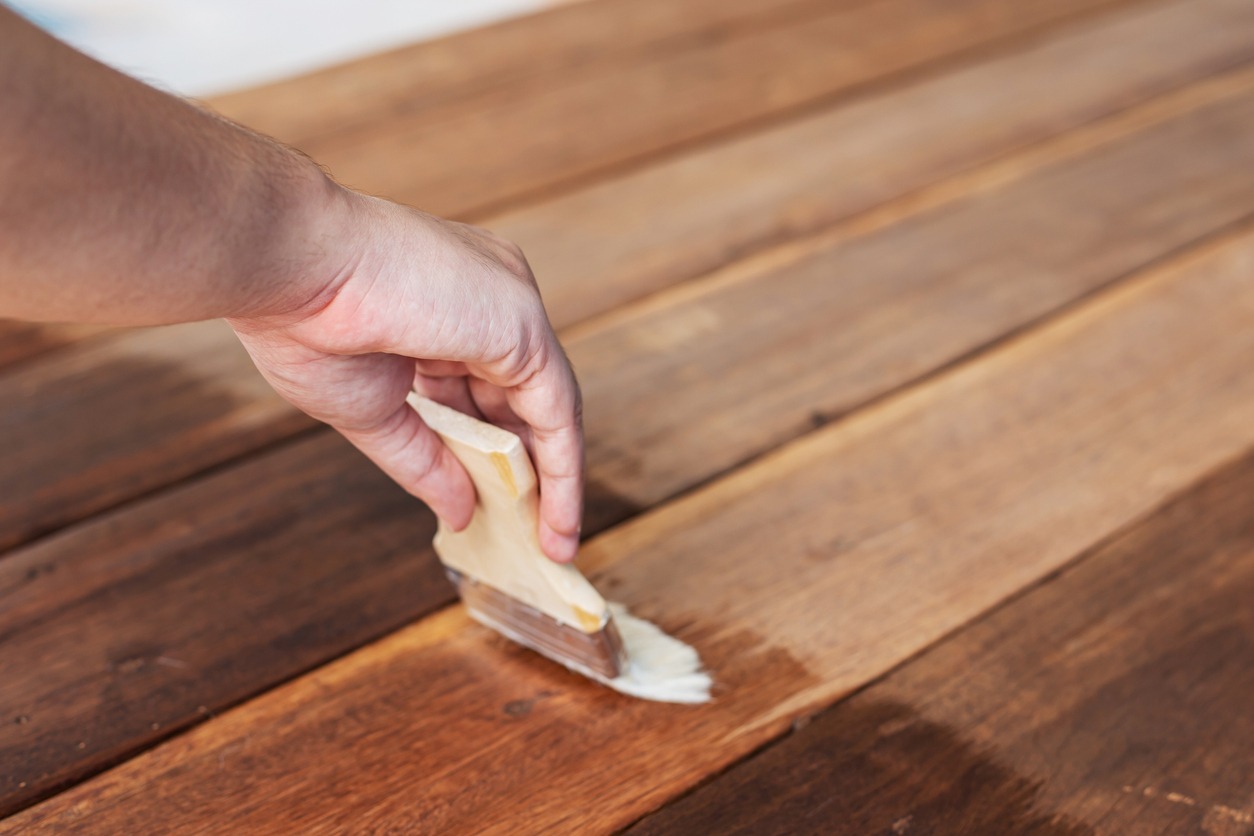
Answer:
[408, 394, 711, 703]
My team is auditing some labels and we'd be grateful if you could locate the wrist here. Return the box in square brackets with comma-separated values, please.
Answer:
[224, 138, 363, 325]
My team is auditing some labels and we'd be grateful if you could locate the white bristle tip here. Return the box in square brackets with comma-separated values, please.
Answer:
[591, 603, 712, 704]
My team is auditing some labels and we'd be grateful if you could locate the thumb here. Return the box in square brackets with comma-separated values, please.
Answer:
[337, 402, 476, 531]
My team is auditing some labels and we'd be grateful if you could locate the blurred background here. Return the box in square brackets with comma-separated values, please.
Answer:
[9, 0, 571, 95]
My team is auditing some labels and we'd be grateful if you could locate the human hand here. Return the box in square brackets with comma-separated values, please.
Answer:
[229, 191, 583, 562]
[0, 5, 581, 561]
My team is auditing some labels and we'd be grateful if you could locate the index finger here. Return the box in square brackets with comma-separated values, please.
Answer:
[508, 347, 584, 563]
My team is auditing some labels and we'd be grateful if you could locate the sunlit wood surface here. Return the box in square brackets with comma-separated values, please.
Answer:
[3, 0, 1254, 831]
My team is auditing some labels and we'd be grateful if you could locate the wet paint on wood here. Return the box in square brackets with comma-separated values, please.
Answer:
[9, 226, 1254, 833]
[7, 62, 1254, 813]
[631, 452, 1254, 834]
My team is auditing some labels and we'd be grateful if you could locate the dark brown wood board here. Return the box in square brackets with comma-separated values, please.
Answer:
[0, 321, 314, 551]
[302, 0, 1137, 218]
[4, 1, 1252, 555]
[630, 452, 1254, 835]
[6, 58, 1254, 814]
[9, 225, 1254, 833]
[0, 433, 442, 816]
[7, 0, 1254, 827]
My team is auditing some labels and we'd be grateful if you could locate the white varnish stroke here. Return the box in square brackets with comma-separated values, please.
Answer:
[594, 603, 712, 704]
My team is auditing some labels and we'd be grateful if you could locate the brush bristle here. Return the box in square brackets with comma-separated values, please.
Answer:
[447, 569, 628, 680]
[449, 570, 712, 704]
[598, 603, 712, 703]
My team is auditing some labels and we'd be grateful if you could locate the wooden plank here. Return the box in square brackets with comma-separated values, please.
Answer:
[10, 0, 1127, 369]
[5, 56, 1254, 811]
[575, 73, 1254, 510]
[0, 323, 108, 370]
[501, 0, 1254, 326]
[207, 0, 838, 149]
[306, 0, 1136, 218]
[0, 321, 313, 551]
[0, 433, 443, 816]
[6, 3, 1156, 387]
[11, 216, 1254, 834]
[630, 452, 1254, 835]
[4, 1, 1250, 553]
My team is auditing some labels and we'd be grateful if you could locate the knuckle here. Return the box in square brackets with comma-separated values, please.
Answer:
[495, 238, 532, 281]
[503, 251, 531, 282]
[472, 224, 529, 275]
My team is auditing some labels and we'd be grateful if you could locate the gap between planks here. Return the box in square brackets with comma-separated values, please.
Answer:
[562, 58, 1254, 345]
[0, 0, 1153, 378]
[0, 0, 835, 377]
[11, 204, 1254, 833]
[7, 0, 1254, 812]
[711, 220, 1254, 732]
[298, 0, 1149, 220]
[8, 13, 1254, 381]
[206, 0, 854, 151]
[4, 0, 1251, 557]
[629, 447, 1254, 834]
[8, 25, 1254, 809]
[623, 437, 1254, 831]
[0, 173, 1247, 818]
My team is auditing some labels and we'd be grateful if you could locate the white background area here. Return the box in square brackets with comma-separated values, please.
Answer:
[11, 0, 552, 96]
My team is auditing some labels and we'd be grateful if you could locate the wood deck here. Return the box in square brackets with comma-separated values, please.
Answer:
[3, 0, 1253, 831]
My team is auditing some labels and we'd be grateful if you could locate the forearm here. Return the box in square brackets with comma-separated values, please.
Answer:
[0, 5, 342, 325]
[0, 6, 584, 558]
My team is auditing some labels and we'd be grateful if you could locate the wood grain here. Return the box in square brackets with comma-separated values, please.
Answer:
[572, 74, 1254, 511]
[11, 0, 1119, 374]
[499, 0, 1254, 325]
[207, 0, 837, 149]
[307, 0, 1135, 218]
[6, 61, 1254, 812]
[0, 321, 312, 551]
[0, 432, 442, 816]
[11, 222, 1254, 834]
[630, 452, 1254, 835]
[6, 3, 1149, 393]
[5, 1, 1249, 554]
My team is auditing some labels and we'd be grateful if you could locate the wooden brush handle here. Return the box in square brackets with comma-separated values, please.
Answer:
[407, 394, 609, 633]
